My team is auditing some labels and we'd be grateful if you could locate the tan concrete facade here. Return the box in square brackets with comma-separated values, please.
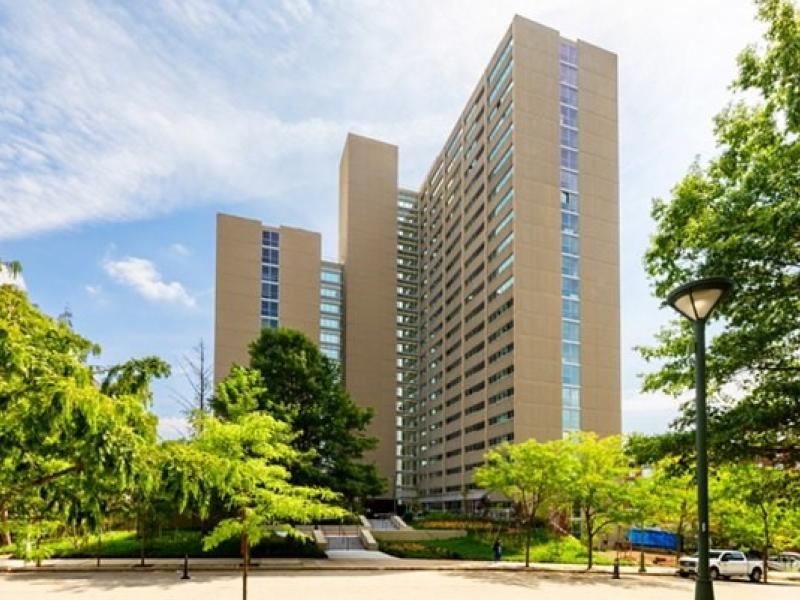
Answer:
[214, 215, 323, 384]
[278, 226, 322, 344]
[576, 40, 621, 436]
[338, 133, 399, 498]
[214, 213, 262, 384]
[511, 17, 564, 444]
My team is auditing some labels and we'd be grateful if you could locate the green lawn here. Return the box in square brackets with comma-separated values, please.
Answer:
[0, 529, 324, 560]
[379, 531, 629, 566]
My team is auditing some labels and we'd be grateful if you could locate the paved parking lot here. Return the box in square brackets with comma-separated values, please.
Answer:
[1, 570, 798, 600]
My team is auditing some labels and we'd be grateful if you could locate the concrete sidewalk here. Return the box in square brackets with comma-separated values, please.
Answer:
[2, 555, 797, 582]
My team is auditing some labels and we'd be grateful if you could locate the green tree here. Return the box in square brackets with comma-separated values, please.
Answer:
[649, 459, 697, 562]
[712, 463, 798, 583]
[214, 327, 385, 507]
[475, 438, 570, 567]
[0, 285, 163, 553]
[195, 413, 348, 600]
[637, 0, 800, 464]
[562, 433, 629, 570]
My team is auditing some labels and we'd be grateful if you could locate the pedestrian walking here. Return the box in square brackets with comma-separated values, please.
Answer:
[493, 539, 502, 562]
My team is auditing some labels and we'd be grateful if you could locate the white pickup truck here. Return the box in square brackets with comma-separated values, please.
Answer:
[678, 549, 763, 582]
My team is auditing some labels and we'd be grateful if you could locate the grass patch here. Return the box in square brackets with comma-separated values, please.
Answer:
[380, 531, 629, 566]
[1, 529, 324, 560]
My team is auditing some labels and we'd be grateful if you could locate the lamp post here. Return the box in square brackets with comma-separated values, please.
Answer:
[666, 277, 732, 600]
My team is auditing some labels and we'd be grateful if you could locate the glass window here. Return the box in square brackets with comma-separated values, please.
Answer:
[261, 264, 279, 282]
[262, 230, 279, 247]
[262, 248, 279, 265]
[560, 105, 578, 128]
[559, 42, 577, 65]
[490, 146, 513, 179]
[561, 169, 579, 192]
[562, 320, 580, 342]
[562, 341, 580, 364]
[321, 302, 340, 314]
[561, 191, 579, 212]
[560, 84, 578, 107]
[562, 276, 579, 299]
[562, 364, 580, 385]
[561, 212, 579, 235]
[321, 287, 340, 299]
[489, 254, 514, 281]
[321, 270, 342, 283]
[490, 210, 514, 239]
[488, 125, 513, 161]
[560, 64, 578, 87]
[261, 316, 278, 329]
[561, 127, 578, 149]
[321, 332, 340, 344]
[561, 147, 578, 170]
[562, 234, 579, 255]
[489, 39, 513, 83]
[562, 407, 580, 430]
[261, 282, 278, 300]
[489, 188, 513, 220]
[562, 255, 579, 277]
[261, 300, 278, 318]
[320, 317, 340, 329]
[562, 387, 580, 409]
[492, 168, 513, 197]
[321, 347, 340, 360]
[562, 298, 580, 320]
[490, 232, 514, 260]
[488, 61, 513, 103]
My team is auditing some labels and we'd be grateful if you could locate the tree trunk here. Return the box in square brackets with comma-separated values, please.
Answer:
[96, 528, 102, 567]
[525, 525, 532, 568]
[242, 532, 249, 600]
[0, 505, 11, 546]
[762, 507, 769, 584]
[138, 512, 146, 567]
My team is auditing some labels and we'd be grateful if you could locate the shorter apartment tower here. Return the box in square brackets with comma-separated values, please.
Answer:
[214, 15, 620, 511]
[214, 214, 336, 380]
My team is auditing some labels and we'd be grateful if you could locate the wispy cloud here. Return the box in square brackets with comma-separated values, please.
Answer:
[103, 256, 195, 308]
[169, 243, 191, 257]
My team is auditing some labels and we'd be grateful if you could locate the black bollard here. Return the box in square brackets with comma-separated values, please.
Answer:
[612, 558, 621, 579]
[181, 553, 191, 580]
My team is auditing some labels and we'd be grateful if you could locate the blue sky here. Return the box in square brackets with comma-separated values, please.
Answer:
[0, 0, 764, 438]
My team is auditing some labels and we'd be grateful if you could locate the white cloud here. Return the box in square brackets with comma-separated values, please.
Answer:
[169, 243, 191, 257]
[103, 256, 196, 308]
[85, 284, 102, 296]
[0, 263, 26, 290]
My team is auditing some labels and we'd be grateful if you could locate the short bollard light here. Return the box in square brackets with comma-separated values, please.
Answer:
[612, 558, 621, 579]
[181, 553, 191, 580]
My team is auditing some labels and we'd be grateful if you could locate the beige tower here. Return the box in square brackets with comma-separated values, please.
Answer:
[413, 15, 620, 509]
[338, 133, 400, 499]
[214, 214, 322, 383]
[213, 15, 619, 509]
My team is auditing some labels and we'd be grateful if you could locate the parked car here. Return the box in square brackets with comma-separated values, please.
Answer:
[678, 549, 763, 582]
[768, 552, 800, 571]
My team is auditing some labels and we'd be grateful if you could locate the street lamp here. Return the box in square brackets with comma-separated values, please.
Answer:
[666, 277, 733, 600]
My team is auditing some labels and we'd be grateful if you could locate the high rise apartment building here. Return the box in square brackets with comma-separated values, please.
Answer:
[214, 15, 620, 510]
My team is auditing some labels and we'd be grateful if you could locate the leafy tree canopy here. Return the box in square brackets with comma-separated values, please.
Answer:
[213, 327, 385, 506]
[0, 285, 165, 535]
[637, 0, 800, 463]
